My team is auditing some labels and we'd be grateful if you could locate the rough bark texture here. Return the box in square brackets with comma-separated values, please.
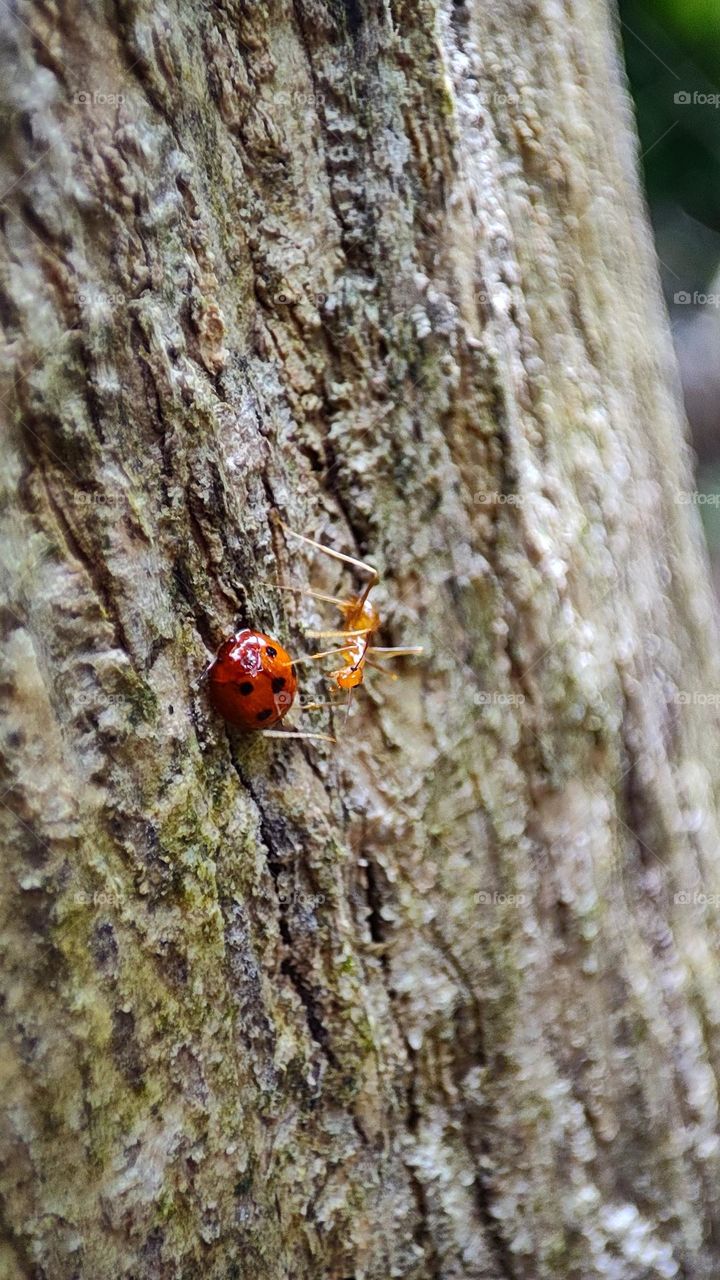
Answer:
[2, 1, 720, 1278]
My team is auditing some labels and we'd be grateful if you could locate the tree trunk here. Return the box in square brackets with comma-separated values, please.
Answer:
[2, 1, 720, 1277]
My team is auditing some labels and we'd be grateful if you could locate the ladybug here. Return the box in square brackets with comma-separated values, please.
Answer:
[207, 629, 297, 730]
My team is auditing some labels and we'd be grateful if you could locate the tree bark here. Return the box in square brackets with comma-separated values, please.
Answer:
[2, 1, 720, 1277]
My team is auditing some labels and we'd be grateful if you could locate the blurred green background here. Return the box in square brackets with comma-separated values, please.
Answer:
[620, 0, 720, 237]
[619, 0, 720, 585]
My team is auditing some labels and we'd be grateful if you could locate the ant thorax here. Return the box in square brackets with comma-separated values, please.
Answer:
[333, 595, 380, 689]
[339, 597, 380, 635]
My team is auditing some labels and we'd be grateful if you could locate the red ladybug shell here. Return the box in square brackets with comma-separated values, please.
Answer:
[208, 629, 297, 730]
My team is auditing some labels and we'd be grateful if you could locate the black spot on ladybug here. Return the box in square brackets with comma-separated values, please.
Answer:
[256, 708, 273, 722]
[238, 682, 254, 695]
[265, 645, 278, 659]
[271, 676, 286, 692]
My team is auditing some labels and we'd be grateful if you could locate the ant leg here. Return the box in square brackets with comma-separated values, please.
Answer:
[367, 646, 424, 657]
[278, 521, 379, 589]
[305, 627, 373, 639]
[344, 687, 354, 725]
[260, 729, 336, 743]
[365, 659, 399, 680]
[287, 647, 350, 668]
[311, 685, 355, 722]
[257, 580, 353, 609]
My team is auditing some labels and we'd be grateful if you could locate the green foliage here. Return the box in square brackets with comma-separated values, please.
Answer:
[619, 0, 720, 231]
[653, 0, 720, 46]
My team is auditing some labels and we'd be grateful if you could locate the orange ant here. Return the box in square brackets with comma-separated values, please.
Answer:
[272, 521, 423, 709]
